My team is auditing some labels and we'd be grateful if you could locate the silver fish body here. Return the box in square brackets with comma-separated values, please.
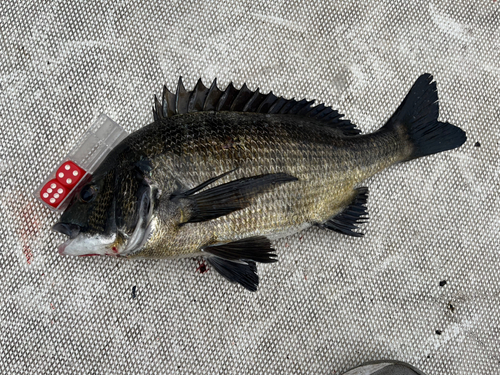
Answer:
[53, 74, 466, 291]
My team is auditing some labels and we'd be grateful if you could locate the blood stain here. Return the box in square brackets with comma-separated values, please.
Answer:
[23, 245, 33, 264]
[196, 261, 208, 274]
[19, 202, 41, 265]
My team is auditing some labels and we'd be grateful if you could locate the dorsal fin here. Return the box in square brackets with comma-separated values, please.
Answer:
[188, 79, 209, 112]
[217, 82, 239, 111]
[175, 77, 189, 114]
[152, 78, 360, 135]
[230, 83, 253, 111]
[163, 85, 176, 118]
[203, 79, 223, 111]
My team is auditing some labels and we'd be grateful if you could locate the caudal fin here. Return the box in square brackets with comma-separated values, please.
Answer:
[383, 74, 466, 161]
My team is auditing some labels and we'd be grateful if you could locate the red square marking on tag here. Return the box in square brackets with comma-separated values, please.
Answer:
[40, 179, 67, 208]
[56, 161, 86, 188]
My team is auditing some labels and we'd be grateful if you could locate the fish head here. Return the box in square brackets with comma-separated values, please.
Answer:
[52, 164, 155, 257]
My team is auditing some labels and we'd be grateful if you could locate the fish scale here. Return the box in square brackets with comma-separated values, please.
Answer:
[137, 112, 403, 258]
[53, 74, 466, 291]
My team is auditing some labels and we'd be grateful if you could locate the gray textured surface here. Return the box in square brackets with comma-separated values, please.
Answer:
[1, 1, 499, 374]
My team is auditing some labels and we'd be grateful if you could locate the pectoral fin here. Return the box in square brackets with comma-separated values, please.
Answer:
[172, 171, 297, 225]
[318, 187, 369, 237]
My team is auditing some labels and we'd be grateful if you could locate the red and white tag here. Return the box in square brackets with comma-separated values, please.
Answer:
[34, 114, 128, 212]
[55, 161, 86, 189]
[39, 162, 88, 208]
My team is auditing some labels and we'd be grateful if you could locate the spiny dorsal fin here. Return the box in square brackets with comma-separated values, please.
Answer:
[152, 78, 360, 135]
[217, 82, 239, 111]
[175, 77, 189, 115]
[163, 85, 176, 118]
[188, 79, 209, 113]
[203, 79, 223, 111]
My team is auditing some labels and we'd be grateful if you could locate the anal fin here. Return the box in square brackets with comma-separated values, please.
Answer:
[319, 187, 369, 237]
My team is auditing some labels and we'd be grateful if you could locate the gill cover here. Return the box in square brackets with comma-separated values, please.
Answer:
[118, 181, 156, 256]
[53, 155, 157, 257]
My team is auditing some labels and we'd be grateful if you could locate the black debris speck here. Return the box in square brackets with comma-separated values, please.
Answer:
[439, 280, 447, 287]
[435, 330, 442, 335]
[132, 285, 136, 299]
[475, 141, 481, 147]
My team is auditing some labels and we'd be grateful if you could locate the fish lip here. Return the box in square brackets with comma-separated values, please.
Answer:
[52, 223, 81, 239]
[57, 234, 116, 256]
[57, 240, 72, 255]
[60, 240, 99, 257]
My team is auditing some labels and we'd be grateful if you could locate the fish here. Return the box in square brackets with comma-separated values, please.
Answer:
[52, 74, 466, 291]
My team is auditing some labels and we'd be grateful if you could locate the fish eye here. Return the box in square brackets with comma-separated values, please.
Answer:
[79, 184, 98, 203]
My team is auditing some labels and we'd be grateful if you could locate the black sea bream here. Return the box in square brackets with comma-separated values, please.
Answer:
[53, 74, 466, 291]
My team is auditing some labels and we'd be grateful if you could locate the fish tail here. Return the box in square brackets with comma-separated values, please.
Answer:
[382, 74, 466, 161]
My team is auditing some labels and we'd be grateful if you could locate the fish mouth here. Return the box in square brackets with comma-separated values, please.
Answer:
[52, 223, 88, 255]
[52, 221, 117, 256]
[52, 223, 93, 256]
[52, 208, 154, 257]
[57, 240, 69, 255]
[54, 219, 154, 257]
[52, 184, 156, 257]
[52, 223, 81, 239]
[55, 233, 117, 256]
